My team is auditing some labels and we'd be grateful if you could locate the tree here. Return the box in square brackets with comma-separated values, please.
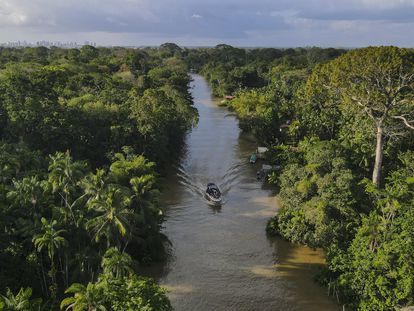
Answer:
[86, 185, 134, 249]
[98, 275, 172, 311]
[314, 46, 414, 187]
[33, 218, 67, 268]
[60, 283, 106, 311]
[6, 176, 45, 213]
[33, 217, 67, 299]
[80, 169, 107, 206]
[80, 46, 99, 63]
[48, 152, 87, 226]
[0, 287, 42, 311]
[341, 166, 414, 310]
[159, 43, 182, 58]
[108, 151, 155, 187]
[101, 248, 133, 279]
[61, 274, 172, 311]
[267, 139, 360, 250]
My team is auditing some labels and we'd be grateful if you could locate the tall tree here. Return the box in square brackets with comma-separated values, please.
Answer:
[33, 218, 67, 300]
[86, 185, 134, 249]
[48, 152, 86, 226]
[312, 46, 414, 187]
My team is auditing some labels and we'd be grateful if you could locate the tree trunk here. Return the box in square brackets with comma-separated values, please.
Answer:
[39, 254, 48, 296]
[372, 126, 384, 187]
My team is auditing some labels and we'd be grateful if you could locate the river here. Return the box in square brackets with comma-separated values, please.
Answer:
[149, 74, 340, 311]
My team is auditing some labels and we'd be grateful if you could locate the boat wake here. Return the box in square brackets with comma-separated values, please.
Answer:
[175, 160, 248, 206]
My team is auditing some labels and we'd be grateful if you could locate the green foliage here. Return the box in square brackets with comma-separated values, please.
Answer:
[0, 141, 168, 307]
[0, 287, 42, 311]
[61, 253, 171, 311]
[0, 46, 197, 166]
[229, 46, 414, 310]
[194, 46, 344, 98]
[264, 47, 414, 310]
[2, 44, 413, 311]
[0, 45, 200, 309]
[101, 248, 134, 279]
[128, 87, 196, 163]
[60, 283, 106, 311]
[61, 274, 172, 311]
[100, 275, 172, 311]
[271, 140, 361, 249]
[33, 218, 67, 262]
[337, 163, 414, 310]
[86, 185, 135, 248]
[271, 135, 414, 311]
[296, 63, 342, 140]
[304, 46, 414, 185]
[229, 72, 303, 144]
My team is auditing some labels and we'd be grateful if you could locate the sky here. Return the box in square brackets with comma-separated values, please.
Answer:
[0, 0, 414, 47]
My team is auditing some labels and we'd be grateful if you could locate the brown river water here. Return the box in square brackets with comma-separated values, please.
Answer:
[145, 75, 340, 311]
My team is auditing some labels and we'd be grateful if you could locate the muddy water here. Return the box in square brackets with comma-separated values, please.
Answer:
[151, 75, 340, 311]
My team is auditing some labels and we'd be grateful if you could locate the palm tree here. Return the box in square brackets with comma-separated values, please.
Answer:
[60, 283, 106, 311]
[0, 287, 42, 311]
[48, 152, 86, 225]
[86, 185, 134, 249]
[101, 247, 134, 278]
[33, 217, 67, 298]
[109, 152, 155, 187]
[80, 169, 106, 205]
[129, 175, 158, 205]
[129, 174, 167, 260]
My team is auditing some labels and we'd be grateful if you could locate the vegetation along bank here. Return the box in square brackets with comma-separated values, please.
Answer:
[0, 43, 197, 310]
[186, 44, 414, 311]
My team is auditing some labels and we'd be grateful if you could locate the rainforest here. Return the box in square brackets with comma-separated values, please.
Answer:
[0, 44, 414, 311]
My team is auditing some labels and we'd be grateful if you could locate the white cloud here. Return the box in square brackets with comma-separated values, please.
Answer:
[0, 0, 28, 26]
[191, 13, 202, 19]
[360, 0, 414, 9]
[270, 10, 316, 28]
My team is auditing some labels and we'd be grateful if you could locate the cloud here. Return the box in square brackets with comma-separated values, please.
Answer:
[360, 0, 414, 9]
[0, 1, 28, 26]
[0, 0, 413, 46]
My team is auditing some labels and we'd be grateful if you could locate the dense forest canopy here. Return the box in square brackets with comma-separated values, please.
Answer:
[0, 45, 197, 310]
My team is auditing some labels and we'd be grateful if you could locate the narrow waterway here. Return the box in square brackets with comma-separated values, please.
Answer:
[151, 75, 339, 311]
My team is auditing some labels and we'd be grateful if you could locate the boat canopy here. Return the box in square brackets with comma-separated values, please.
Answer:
[207, 183, 220, 190]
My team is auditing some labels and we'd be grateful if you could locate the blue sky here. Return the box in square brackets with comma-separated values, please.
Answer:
[0, 0, 414, 47]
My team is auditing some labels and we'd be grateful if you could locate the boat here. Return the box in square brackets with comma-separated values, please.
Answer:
[249, 154, 257, 164]
[205, 183, 222, 205]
